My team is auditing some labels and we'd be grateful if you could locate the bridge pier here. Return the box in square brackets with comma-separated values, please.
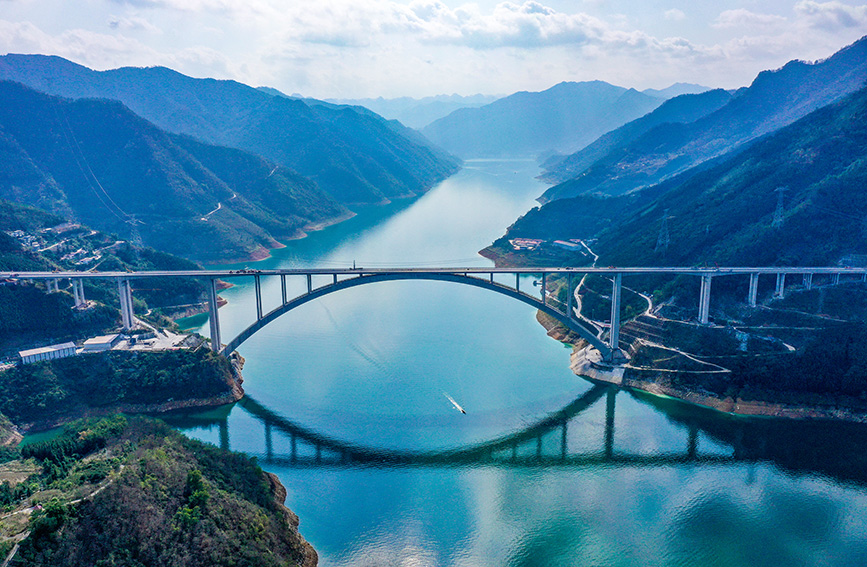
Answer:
[541, 273, 547, 305]
[307, 274, 312, 294]
[72, 278, 86, 308]
[567, 273, 573, 318]
[698, 274, 712, 324]
[281, 274, 287, 304]
[255, 275, 263, 320]
[803, 273, 813, 290]
[748, 273, 759, 307]
[515, 273, 520, 292]
[207, 278, 222, 351]
[609, 273, 622, 352]
[117, 279, 134, 331]
[775, 273, 786, 298]
[832, 273, 840, 286]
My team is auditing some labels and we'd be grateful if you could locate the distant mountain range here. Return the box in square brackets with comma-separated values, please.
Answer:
[323, 94, 501, 129]
[0, 80, 348, 262]
[538, 37, 867, 203]
[0, 54, 460, 207]
[421, 81, 666, 159]
[489, 64, 867, 269]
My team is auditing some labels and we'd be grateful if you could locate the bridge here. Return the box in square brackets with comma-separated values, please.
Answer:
[4, 266, 866, 362]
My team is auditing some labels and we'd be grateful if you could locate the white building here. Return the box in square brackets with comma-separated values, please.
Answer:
[80, 334, 121, 353]
[19, 342, 77, 364]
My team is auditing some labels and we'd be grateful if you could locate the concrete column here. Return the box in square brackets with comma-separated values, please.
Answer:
[255, 275, 262, 320]
[72, 278, 86, 307]
[609, 273, 622, 351]
[748, 273, 759, 307]
[803, 273, 813, 290]
[541, 273, 547, 305]
[515, 273, 520, 292]
[281, 274, 287, 304]
[207, 278, 221, 352]
[832, 273, 840, 286]
[333, 273, 338, 285]
[307, 273, 312, 294]
[567, 273, 573, 319]
[775, 273, 786, 298]
[118, 279, 134, 331]
[698, 274, 712, 325]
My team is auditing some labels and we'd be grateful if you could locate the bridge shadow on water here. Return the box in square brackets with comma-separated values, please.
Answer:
[163, 383, 867, 486]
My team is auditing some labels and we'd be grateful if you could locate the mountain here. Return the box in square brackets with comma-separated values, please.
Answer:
[0, 54, 460, 206]
[421, 81, 664, 158]
[641, 83, 712, 99]
[538, 36, 867, 203]
[323, 94, 501, 129]
[490, 84, 867, 269]
[540, 89, 734, 184]
[0, 80, 348, 263]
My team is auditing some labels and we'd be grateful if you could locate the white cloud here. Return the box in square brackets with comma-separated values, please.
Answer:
[108, 15, 161, 33]
[713, 9, 788, 29]
[794, 0, 867, 30]
[664, 9, 686, 22]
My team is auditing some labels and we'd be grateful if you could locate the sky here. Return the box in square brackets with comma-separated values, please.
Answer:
[1, 0, 866, 98]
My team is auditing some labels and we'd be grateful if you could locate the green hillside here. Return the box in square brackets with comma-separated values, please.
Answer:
[0, 81, 346, 263]
[539, 36, 867, 202]
[490, 84, 867, 271]
[0, 54, 460, 207]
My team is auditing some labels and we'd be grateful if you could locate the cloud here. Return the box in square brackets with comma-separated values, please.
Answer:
[108, 15, 161, 33]
[713, 9, 788, 29]
[664, 9, 686, 22]
[795, 0, 867, 30]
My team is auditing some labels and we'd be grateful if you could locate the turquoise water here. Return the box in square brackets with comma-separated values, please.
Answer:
[173, 160, 867, 566]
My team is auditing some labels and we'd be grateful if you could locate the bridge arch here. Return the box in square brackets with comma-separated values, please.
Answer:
[219, 272, 611, 358]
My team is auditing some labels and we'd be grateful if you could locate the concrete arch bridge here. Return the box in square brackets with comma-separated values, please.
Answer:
[4, 266, 865, 362]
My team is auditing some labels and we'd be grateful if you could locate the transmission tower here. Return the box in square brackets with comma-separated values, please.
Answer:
[772, 186, 788, 228]
[655, 209, 671, 254]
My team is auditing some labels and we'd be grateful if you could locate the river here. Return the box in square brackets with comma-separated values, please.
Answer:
[173, 159, 867, 566]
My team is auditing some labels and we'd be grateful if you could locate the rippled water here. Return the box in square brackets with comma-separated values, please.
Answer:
[173, 160, 867, 566]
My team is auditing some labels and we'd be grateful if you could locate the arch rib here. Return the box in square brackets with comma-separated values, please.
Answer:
[220, 272, 612, 358]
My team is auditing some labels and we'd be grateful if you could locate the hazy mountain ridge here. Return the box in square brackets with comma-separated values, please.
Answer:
[490, 83, 867, 269]
[540, 89, 734, 184]
[538, 36, 867, 202]
[323, 93, 501, 129]
[0, 80, 348, 262]
[0, 54, 460, 206]
[421, 81, 665, 158]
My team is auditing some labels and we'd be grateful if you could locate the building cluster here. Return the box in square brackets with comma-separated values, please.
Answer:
[15, 331, 167, 365]
[509, 238, 585, 252]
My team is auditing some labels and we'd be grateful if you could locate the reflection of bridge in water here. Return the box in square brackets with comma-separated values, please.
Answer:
[174, 385, 739, 469]
[169, 384, 867, 485]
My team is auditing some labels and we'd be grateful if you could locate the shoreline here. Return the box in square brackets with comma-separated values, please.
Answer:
[570, 345, 867, 424]
[17, 352, 246, 434]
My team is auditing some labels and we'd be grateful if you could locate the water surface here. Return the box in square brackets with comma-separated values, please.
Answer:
[174, 159, 867, 566]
